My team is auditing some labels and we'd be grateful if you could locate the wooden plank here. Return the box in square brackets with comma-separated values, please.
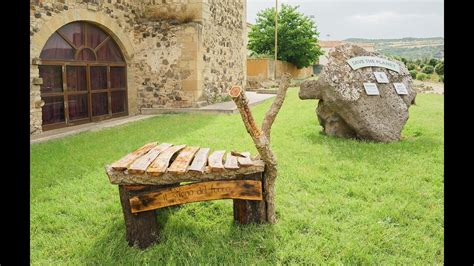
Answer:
[127, 143, 173, 174]
[224, 152, 239, 169]
[208, 150, 225, 172]
[147, 144, 186, 176]
[129, 180, 263, 213]
[188, 148, 211, 173]
[110, 142, 158, 171]
[237, 152, 254, 166]
[167, 146, 200, 174]
[233, 172, 267, 224]
[106, 159, 265, 185]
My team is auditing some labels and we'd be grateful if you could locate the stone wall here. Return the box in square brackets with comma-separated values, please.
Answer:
[30, 0, 247, 135]
[201, 0, 247, 103]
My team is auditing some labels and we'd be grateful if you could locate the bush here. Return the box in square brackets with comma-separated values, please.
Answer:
[439, 75, 444, 83]
[434, 62, 444, 75]
[409, 70, 417, 79]
[429, 58, 439, 67]
[407, 63, 417, 71]
[416, 73, 428, 81]
[421, 65, 434, 74]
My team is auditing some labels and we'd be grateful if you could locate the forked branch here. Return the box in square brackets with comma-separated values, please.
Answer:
[228, 74, 292, 224]
[262, 73, 291, 140]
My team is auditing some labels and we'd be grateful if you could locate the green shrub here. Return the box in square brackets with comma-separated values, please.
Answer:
[416, 73, 428, 81]
[409, 70, 417, 79]
[429, 58, 439, 67]
[439, 75, 444, 83]
[434, 62, 444, 75]
[407, 63, 417, 71]
[421, 65, 434, 74]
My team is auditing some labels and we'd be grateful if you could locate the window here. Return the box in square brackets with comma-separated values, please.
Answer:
[38, 21, 128, 130]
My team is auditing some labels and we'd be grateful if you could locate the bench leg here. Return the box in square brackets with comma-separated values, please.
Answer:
[118, 185, 159, 249]
[233, 173, 268, 224]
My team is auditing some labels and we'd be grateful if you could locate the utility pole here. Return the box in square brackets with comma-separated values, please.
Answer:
[274, 0, 278, 80]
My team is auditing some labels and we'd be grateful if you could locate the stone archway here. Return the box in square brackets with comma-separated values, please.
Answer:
[30, 8, 137, 134]
[30, 8, 135, 60]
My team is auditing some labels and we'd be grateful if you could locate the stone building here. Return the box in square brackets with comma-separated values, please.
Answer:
[30, 0, 247, 134]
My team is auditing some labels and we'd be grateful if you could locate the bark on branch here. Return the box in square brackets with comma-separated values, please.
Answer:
[262, 73, 291, 141]
[228, 75, 292, 224]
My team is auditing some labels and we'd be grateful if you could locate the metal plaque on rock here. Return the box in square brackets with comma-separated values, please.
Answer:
[393, 83, 408, 95]
[363, 83, 380, 96]
[374, 72, 390, 83]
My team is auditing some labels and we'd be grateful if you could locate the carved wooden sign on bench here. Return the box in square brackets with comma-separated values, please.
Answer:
[129, 180, 262, 213]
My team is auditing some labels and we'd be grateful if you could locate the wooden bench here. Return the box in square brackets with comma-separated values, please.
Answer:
[105, 142, 268, 249]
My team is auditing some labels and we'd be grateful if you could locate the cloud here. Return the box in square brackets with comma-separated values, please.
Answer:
[348, 11, 431, 24]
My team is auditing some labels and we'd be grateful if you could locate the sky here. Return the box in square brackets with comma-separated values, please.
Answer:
[246, 0, 444, 40]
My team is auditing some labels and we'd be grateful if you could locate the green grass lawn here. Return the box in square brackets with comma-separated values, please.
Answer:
[30, 89, 444, 264]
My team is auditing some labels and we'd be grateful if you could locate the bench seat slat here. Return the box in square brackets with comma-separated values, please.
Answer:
[224, 152, 239, 169]
[167, 146, 200, 174]
[147, 145, 186, 176]
[208, 150, 226, 172]
[237, 152, 254, 166]
[188, 148, 210, 173]
[110, 142, 158, 171]
[127, 143, 173, 174]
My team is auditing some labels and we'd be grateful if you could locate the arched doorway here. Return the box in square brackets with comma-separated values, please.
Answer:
[39, 21, 128, 130]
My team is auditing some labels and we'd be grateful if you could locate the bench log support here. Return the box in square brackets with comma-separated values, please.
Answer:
[233, 173, 267, 224]
[119, 185, 159, 249]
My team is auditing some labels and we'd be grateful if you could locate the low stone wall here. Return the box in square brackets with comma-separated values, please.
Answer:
[247, 58, 313, 83]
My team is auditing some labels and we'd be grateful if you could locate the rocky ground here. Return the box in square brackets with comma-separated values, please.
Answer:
[412, 80, 444, 94]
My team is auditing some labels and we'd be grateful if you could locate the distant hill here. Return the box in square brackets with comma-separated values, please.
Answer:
[345, 37, 444, 60]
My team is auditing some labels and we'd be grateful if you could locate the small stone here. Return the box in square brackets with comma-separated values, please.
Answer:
[46, 11, 52, 16]
[63, 5, 68, 10]
[34, 12, 41, 18]
[53, 3, 63, 11]
[32, 77, 43, 85]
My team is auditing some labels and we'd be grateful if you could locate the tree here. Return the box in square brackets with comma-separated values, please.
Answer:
[248, 4, 323, 69]
[435, 62, 444, 75]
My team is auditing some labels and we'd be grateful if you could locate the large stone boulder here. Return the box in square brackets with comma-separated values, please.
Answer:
[299, 43, 416, 142]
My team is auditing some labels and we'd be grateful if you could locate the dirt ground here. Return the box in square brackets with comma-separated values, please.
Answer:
[413, 80, 444, 94]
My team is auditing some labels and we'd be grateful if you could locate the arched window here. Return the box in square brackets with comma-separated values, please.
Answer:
[38, 21, 128, 130]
